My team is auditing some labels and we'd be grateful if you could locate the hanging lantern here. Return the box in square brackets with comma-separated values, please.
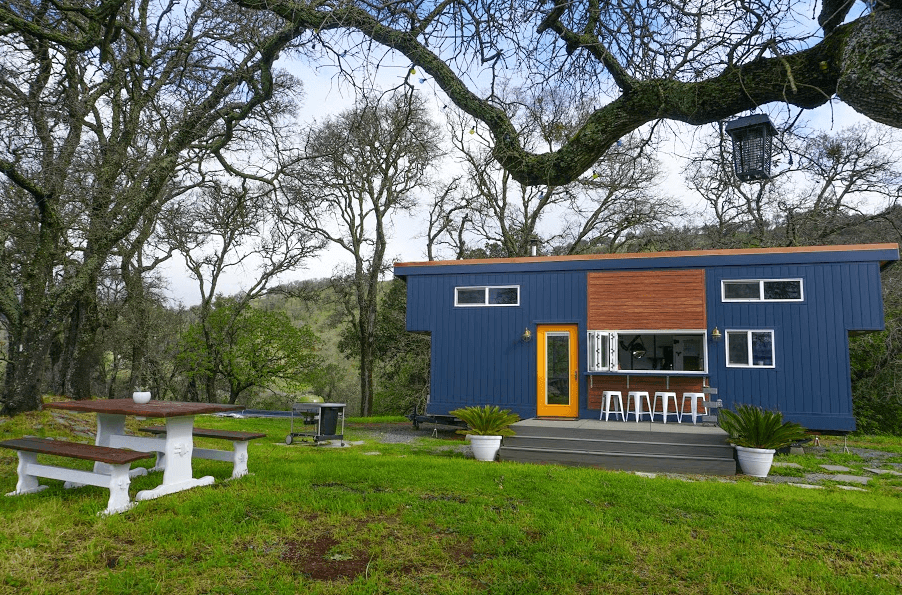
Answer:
[724, 114, 778, 182]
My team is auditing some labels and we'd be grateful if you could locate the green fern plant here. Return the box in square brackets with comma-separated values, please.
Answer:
[449, 405, 520, 436]
[719, 404, 807, 450]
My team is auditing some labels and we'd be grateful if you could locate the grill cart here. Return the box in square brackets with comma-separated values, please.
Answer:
[286, 402, 346, 445]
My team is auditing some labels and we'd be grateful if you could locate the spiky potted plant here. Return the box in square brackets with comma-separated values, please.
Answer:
[449, 405, 520, 462]
[719, 404, 807, 478]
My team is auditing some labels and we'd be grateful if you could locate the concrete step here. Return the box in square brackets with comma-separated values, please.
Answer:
[499, 445, 738, 475]
[512, 423, 729, 446]
[500, 420, 736, 475]
[502, 435, 735, 459]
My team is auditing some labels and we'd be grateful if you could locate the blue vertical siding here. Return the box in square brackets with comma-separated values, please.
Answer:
[405, 270, 586, 419]
[706, 261, 886, 431]
[400, 250, 893, 431]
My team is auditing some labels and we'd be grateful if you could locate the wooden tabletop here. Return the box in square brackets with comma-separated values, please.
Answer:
[45, 399, 243, 418]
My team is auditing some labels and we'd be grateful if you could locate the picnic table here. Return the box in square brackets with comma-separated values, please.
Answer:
[44, 399, 243, 501]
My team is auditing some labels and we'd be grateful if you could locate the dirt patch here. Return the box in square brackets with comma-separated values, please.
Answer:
[275, 513, 476, 584]
[281, 534, 371, 581]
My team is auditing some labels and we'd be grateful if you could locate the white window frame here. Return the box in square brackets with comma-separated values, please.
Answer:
[587, 330, 707, 374]
[721, 278, 804, 302]
[725, 329, 776, 368]
[587, 331, 617, 372]
[454, 285, 520, 307]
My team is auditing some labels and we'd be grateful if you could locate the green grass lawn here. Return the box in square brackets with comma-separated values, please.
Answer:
[1, 409, 901, 594]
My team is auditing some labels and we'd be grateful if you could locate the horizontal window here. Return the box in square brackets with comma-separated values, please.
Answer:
[454, 285, 519, 307]
[722, 279, 803, 302]
[588, 331, 707, 373]
[726, 330, 775, 368]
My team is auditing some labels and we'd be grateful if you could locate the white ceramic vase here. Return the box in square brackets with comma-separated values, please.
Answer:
[470, 435, 503, 462]
[735, 445, 776, 478]
[132, 391, 152, 404]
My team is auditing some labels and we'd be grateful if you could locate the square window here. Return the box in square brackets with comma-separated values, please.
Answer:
[726, 330, 774, 367]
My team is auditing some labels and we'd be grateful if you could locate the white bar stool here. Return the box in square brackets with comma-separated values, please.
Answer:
[600, 391, 625, 421]
[625, 391, 652, 422]
[681, 392, 708, 424]
[652, 391, 680, 423]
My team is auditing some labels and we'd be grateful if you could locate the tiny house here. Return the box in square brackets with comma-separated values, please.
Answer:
[394, 244, 899, 432]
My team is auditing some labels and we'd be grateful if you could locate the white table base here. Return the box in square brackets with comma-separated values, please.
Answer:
[95, 413, 215, 500]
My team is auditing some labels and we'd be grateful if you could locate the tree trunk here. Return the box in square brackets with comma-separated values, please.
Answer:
[837, 10, 902, 129]
[1, 323, 53, 415]
[358, 328, 375, 417]
[62, 293, 103, 400]
[121, 263, 150, 396]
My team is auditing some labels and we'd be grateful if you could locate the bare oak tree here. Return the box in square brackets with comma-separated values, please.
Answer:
[163, 180, 321, 402]
[686, 122, 902, 246]
[0, 0, 303, 413]
[284, 89, 442, 416]
[237, 0, 902, 186]
[434, 97, 678, 258]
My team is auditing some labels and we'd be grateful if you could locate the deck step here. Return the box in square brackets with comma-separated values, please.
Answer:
[500, 446, 738, 475]
[511, 424, 728, 445]
[498, 421, 736, 475]
[502, 435, 734, 459]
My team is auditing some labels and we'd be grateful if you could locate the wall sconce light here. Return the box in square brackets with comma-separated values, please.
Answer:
[711, 327, 722, 342]
[521, 328, 532, 342]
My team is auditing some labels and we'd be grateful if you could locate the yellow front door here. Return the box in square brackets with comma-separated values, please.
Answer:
[536, 325, 579, 417]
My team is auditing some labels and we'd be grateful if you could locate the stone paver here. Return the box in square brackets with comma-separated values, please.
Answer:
[865, 468, 902, 476]
[772, 462, 803, 469]
[787, 482, 824, 489]
[830, 474, 870, 485]
[819, 464, 851, 472]
[836, 485, 868, 492]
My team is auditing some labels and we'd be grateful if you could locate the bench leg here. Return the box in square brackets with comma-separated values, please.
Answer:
[231, 441, 250, 479]
[103, 463, 135, 515]
[151, 451, 167, 473]
[6, 451, 49, 496]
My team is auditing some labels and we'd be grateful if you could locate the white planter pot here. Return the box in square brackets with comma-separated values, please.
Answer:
[470, 435, 503, 462]
[132, 391, 152, 404]
[735, 445, 776, 478]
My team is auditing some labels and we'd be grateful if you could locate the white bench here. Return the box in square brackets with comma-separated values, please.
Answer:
[1, 437, 154, 515]
[139, 427, 266, 479]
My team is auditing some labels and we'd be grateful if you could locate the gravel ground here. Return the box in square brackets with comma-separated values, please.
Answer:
[346, 422, 465, 445]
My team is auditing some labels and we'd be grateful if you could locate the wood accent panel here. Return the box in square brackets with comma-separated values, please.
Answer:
[588, 269, 705, 329]
[587, 376, 704, 413]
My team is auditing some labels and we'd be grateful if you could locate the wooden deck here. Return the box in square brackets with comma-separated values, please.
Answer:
[499, 419, 737, 475]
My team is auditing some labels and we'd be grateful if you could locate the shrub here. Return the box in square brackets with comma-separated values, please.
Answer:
[719, 403, 807, 449]
[449, 405, 520, 436]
